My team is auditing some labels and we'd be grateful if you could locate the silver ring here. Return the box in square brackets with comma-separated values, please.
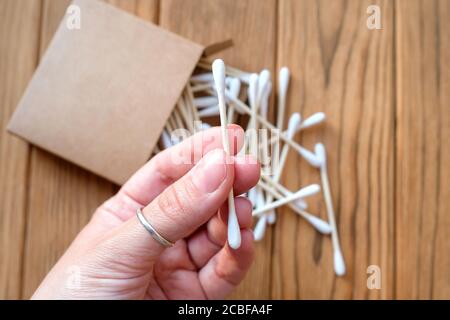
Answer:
[136, 207, 174, 248]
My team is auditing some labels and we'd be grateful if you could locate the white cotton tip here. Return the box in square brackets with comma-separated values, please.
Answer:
[296, 184, 321, 198]
[301, 112, 326, 129]
[228, 78, 241, 99]
[248, 73, 259, 108]
[254, 215, 267, 241]
[278, 67, 290, 96]
[314, 143, 327, 167]
[258, 69, 271, 99]
[191, 72, 214, 82]
[198, 105, 219, 117]
[294, 198, 308, 210]
[260, 81, 272, 119]
[256, 190, 266, 209]
[286, 112, 302, 138]
[212, 59, 226, 96]
[161, 130, 172, 149]
[194, 96, 219, 108]
[334, 249, 346, 276]
[299, 147, 322, 168]
[267, 211, 277, 224]
[227, 207, 241, 250]
[306, 215, 332, 234]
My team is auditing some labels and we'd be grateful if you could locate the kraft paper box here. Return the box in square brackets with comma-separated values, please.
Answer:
[7, 0, 206, 185]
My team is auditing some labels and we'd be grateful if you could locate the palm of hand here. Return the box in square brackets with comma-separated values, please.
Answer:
[32, 126, 259, 300]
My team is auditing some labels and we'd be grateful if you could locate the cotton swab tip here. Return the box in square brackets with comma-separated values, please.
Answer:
[229, 78, 241, 98]
[314, 143, 327, 167]
[287, 112, 302, 138]
[301, 112, 326, 129]
[227, 206, 241, 249]
[334, 249, 346, 276]
[306, 216, 332, 234]
[296, 184, 321, 198]
[294, 198, 308, 210]
[212, 59, 226, 95]
[267, 211, 276, 224]
[258, 69, 271, 97]
[279, 67, 290, 94]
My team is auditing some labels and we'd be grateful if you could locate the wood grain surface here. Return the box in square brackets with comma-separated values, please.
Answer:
[0, 0, 448, 299]
[395, 0, 450, 299]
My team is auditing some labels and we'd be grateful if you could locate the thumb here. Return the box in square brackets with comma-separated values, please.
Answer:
[102, 149, 235, 261]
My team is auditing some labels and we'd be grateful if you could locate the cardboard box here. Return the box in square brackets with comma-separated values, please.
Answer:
[8, 0, 213, 185]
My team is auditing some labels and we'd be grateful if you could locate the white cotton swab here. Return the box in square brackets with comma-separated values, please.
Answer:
[212, 59, 241, 250]
[299, 112, 326, 130]
[257, 69, 271, 106]
[194, 96, 218, 108]
[198, 105, 219, 117]
[247, 73, 260, 209]
[219, 90, 322, 170]
[257, 179, 332, 234]
[265, 113, 302, 224]
[226, 77, 241, 124]
[191, 72, 214, 83]
[277, 67, 290, 129]
[253, 184, 320, 216]
[260, 81, 272, 119]
[315, 143, 346, 276]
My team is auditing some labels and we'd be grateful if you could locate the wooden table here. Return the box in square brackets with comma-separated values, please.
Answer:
[0, 0, 449, 299]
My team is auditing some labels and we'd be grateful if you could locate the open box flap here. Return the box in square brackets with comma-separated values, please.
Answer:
[8, 0, 204, 185]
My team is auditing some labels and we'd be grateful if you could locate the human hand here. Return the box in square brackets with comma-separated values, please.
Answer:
[32, 125, 260, 299]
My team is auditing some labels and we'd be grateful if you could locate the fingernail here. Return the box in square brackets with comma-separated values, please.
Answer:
[192, 149, 228, 193]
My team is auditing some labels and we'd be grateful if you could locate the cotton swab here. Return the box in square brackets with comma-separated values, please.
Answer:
[212, 59, 241, 250]
[185, 86, 201, 127]
[257, 179, 332, 234]
[265, 113, 302, 224]
[198, 105, 219, 117]
[315, 143, 346, 276]
[299, 112, 326, 130]
[247, 73, 260, 208]
[273, 113, 302, 178]
[270, 68, 289, 218]
[226, 77, 241, 124]
[190, 72, 214, 83]
[194, 96, 218, 108]
[198, 58, 252, 84]
[191, 82, 214, 93]
[257, 69, 271, 106]
[218, 91, 320, 165]
[176, 100, 195, 133]
[253, 184, 320, 216]
[277, 67, 290, 128]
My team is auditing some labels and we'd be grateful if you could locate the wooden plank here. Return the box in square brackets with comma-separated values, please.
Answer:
[159, 0, 277, 299]
[273, 0, 395, 299]
[0, 0, 41, 300]
[395, 0, 450, 299]
[21, 0, 160, 298]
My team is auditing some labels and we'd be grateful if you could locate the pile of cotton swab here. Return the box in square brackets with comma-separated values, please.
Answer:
[153, 58, 345, 277]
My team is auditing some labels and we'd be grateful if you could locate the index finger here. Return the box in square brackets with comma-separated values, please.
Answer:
[118, 124, 244, 207]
